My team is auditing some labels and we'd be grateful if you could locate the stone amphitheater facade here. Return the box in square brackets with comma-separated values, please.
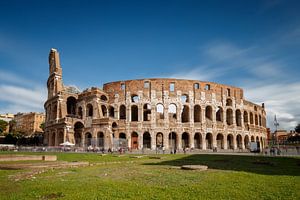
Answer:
[45, 49, 267, 152]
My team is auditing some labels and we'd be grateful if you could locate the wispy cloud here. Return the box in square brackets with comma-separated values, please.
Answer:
[169, 28, 300, 131]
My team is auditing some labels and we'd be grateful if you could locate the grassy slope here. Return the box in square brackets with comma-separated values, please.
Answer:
[0, 152, 299, 200]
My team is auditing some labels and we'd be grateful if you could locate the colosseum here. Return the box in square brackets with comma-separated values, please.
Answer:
[44, 48, 268, 152]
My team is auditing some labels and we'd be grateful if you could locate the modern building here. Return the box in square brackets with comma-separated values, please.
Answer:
[14, 112, 45, 136]
[44, 48, 268, 151]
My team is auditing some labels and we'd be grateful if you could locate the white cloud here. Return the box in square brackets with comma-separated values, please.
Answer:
[169, 40, 300, 131]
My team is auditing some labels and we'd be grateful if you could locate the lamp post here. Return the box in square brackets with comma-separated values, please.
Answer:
[274, 115, 280, 152]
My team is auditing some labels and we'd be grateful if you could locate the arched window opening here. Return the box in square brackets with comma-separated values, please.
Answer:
[244, 111, 248, 123]
[182, 132, 189, 148]
[236, 109, 242, 126]
[205, 106, 213, 121]
[156, 132, 163, 148]
[131, 105, 138, 121]
[181, 105, 190, 123]
[131, 95, 139, 103]
[205, 84, 210, 90]
[227, 134, 234, 149]
[244, 135, 250, 149]
[112, 122, 118, 129]
[143, 132, 151, 149]
[109, 106, 115, 118]
[131, 132, 138, 149]
[206, 133, 213, 149]
[168, 103, 177, 120]
[143, 104, 151, 121]
[169, 132, 177, 151]
[250, 112, 254, 124]
[156, 104, 164, 120]
[67, 96, 77, 115]
[85, 132, 92, 147]
[259, 115, 262, 126]
[97, 132, 104, 148]
[226, 109, 233, 125]
[194, 83, 200, 89]
[101, 105, 107, 117]
[216, 107, 223, 122]
[52, 105, 57, 119]
[226, 99, 233, 106]
[255, 114, 258, 125]
[181, 94, 189, 103]
[100, 95, 108, 102]
[74, 122, 84, 147]
[86, 104, 93, 117]
[216, 134, 224, 149]
[194, 105, 201, 122]
[119, 105, 126, 119]
[194, 133, 202, 149]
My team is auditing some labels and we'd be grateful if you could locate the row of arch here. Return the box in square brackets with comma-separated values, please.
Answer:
[68, 101, 265, 128]
[69, 130, 264, 151]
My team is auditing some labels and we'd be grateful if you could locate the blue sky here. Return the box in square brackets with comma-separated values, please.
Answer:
[0, 0, 299, 131]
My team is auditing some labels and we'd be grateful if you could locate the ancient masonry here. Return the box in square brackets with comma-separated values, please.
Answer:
[44, 48, 267, 151]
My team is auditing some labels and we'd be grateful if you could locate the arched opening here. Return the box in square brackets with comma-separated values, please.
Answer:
[216, 107, 223, 122]
[168, 103, 177, 120]
[205, 106, 213, 121]
[131, 132, 138, 149]
[67, 96, 76, 115]
[100, 95, 108, 102]
[74, 122, 84, 147]
[101, 105, 107, 117]
[194, 133, 202, 149]
[86, 104, 93, 117]
[119, 105, 126, 119]
[50, 132, 56, 146]
[143, 132, 151, 149]
[181, 105, 189, 123]
[119, 132, 126, 139]
[109, 106, 115, 118]
[244, 111, 248, 123]
[131, 95, 139, 103]
[236, 109, 242, 126]
[156, 132, 163, 148]
[259, 115, 262, 126]
[119, 133, 127, 148]
[52, 105, 57, 120]
[255, 114, 258, 125]
[206, 133, 213, 149]
[156, 104, 164, 120]
[181, 94, 189, 103]
[112, 122, 118, 129]
[85, 132, 92, 147]
[78, 107, 83, 119]
[57, 131, 64, 145]
[227, 134, 234, 149]
[194, 105, 201, 122]
[244, 135, 249, 149]
[250, 113, 254, 124]
[169, 132, 177, 151]
[131, 105, 138, 121]
[226, 109, 233, 125]
[216, 133, 224, 149]
[97, 132, 104, 148]
[226, 98, 232, 106]
[251, 135, 255, 142]
[236, 134, 242, 149]
[182, 132, 189, 148]
[143, 104, 151, 121]
[256, 136, 260, 150]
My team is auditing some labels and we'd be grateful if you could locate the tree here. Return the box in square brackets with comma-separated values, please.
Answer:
[9, 119, 17, 133]
[295, 123, 300, 133]
[40, 122, 45, 131]
[0, 119, 8, 134]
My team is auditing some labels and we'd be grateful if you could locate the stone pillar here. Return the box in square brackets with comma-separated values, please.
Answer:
[190, 133, 194, 148]
[233, 135, 237, 150]
[138, 105, 142, 122]
[164, 132, 169, 150]
[177, 133, 182, 150]
[223, 135, 228, 150]
[212, 134, 217, 149]
[202, 133, 206, 150]
[139, 133, 143, 150]
[151, 133, 156, 150]
[241, 136, 245, 150]
[81, 132, 85, 147]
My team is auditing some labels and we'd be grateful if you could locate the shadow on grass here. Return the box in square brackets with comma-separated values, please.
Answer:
[145, 154, 300, 176]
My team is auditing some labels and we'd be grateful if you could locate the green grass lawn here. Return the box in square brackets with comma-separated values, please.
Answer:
[0, 152, 299, 200]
